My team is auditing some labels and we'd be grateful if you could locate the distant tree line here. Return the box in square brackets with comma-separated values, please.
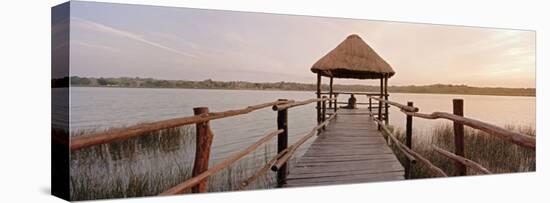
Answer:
[64, 76, 535, 97]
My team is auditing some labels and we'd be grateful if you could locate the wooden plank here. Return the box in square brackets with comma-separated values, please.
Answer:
[312, 138, 385, 142]
[289, 167, 403, 178]
[302, 147, 393, 155]
[313, 135, 385, 140]
[286, 176, 404, 187]
[298, 154, 397, 162]
[288, 168, 403, 179]
[285, 108, 404, 187]
[291, 161, 403, 173]
[306, 143, 390, 148]
[298, 154, 398, 162]
[288, 171, 404, 183]
[318, 133, 382, 137]
[299, 153, 395, 159]
[294, 158, 399, 167]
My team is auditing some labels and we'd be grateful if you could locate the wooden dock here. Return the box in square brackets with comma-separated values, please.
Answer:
[285, 108, 404, 187]
[69, 96, 536, 196]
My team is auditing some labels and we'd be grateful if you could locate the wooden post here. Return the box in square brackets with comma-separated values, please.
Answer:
[192, 107, 214, 193]
[384, 74, 389, 125]
[334, 93, 338, 112]
[276, 99, 288, 187]
[316, 73, 321, 125]
[368, 97, 372, 112]
[378, 74, 383, 130]
[322, 96, 327, 130]
[329, 77, 333, 108]
[405, 101, 413, 179]
[453, 99, 466, 176]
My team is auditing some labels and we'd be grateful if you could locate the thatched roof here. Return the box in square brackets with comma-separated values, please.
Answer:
[311, 34, 395, 79]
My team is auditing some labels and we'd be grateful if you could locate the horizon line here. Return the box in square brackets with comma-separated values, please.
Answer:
[66, 75, 536, 89]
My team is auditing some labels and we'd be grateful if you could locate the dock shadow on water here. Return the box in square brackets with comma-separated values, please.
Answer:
[69, 126, 286, 200]
[387, 123, 535, 179]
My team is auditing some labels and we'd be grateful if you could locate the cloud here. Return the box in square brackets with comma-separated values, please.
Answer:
[72, 40, 120, 53]
[71, 17, 199, 59]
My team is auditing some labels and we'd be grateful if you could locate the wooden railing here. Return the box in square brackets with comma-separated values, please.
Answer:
[70, 97, 336, 195]
[319, 91, 390, 122]
[366, 96, 535, 178]
[319, 92, 387, 108]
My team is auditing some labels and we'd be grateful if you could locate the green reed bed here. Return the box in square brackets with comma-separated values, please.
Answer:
[386, 124, 535, 179]
[69, 126, 279, 200]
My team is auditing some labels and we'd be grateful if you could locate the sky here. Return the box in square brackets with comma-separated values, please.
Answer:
[67, 1, 536, 88]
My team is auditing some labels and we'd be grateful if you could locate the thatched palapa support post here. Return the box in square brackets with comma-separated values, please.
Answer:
[329, 77, 334, 108]
[384, 74, 389, 124]
[368, 97, 372, 111]
[378, 74, 383, 129]
[316, 73, 322, 125]
[334, 93, 338, 112]
[322, 96, 327, 130]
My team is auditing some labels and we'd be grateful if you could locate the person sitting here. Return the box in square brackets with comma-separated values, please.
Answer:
[341, 94, 357, 109]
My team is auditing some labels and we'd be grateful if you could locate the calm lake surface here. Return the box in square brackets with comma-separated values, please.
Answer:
[68, 87, 535, 196]
[70, 87, 535, 161]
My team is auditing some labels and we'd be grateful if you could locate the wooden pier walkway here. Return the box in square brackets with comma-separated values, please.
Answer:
[69, 97, 536, 196]
[285, 108, 404, 187]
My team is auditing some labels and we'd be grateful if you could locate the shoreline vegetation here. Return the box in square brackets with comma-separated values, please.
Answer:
[388, 124, 535, 178]
[70, 123, 535, 200]
[54, 76, 535, 97]
[70, 126, 280, 200]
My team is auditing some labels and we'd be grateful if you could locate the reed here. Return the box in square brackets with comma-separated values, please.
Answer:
[387, 124, 535, 179]
[69, 126, 278, 200]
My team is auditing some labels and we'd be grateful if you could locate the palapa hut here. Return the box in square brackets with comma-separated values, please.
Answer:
[311, 34, 395, 124]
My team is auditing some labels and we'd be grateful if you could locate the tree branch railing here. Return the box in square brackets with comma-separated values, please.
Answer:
[319, 91, 388, 97]
[237, 148, 290, 190]
[369, 110, 446, 177]
[369, 96, 419, 112]
[400, 110, 535, 149]
[70, 97, 337, 195]
[320, 91, 389, 111]
[367, 96, 535, 178]
[432, 145, 492, 174]
[272, 97, 335, 111]
[270, 113, 337, 172]
[160, 129, 283, 195]
[70, 100, 293, 151]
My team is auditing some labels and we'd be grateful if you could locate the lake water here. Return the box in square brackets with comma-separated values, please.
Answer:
[69, 87, 536, 161]
[67, 87, 535, 197]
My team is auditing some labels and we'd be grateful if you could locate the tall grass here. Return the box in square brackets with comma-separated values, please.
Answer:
[70, 121, 535, 200]
[69, 126, 279, 201]
[387, 124, 535, 179]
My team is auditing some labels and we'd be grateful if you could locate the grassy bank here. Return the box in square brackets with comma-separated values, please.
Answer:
[69, 126, 278, 200]
[387, 124, 535, 178]
[60, 76, 536, 97]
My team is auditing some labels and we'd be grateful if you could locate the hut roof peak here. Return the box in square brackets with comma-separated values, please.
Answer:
[311, 34, 395, 79]
[347, 34, 361, 39]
